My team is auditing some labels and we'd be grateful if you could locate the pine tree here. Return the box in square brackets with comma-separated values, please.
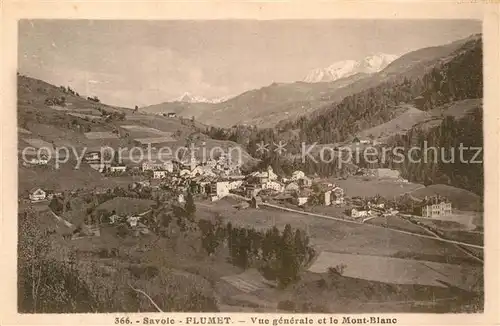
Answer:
[184, 191, 196, 219]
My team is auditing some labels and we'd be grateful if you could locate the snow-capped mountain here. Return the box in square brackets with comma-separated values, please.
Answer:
[304, 53, 399, 83]
[174, 92, 230, 104]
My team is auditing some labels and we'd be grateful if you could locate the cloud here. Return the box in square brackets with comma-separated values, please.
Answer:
[87, 79, 108, 84]
[20, 36, 232, 106]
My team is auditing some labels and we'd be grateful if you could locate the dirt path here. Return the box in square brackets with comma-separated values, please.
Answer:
[261, 203, 484, 250]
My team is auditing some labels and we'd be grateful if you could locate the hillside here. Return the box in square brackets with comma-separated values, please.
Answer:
[17, 75, 257, 181]
[410, 184, 482, 211]
[141, 73, 369, 127]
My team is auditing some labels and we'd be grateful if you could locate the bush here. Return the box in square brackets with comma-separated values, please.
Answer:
[277, 300, 296, 312]
[128, 265, 159, 280]
[116, 224, 130, 238]
[328, 264, 347, 277]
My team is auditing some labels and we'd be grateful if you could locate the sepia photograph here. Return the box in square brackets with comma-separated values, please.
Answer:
[2, 2, 495, 321]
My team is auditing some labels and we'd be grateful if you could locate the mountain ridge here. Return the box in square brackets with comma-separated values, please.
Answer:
[304, 53, 399, 83]
[142, 34, 481, 129]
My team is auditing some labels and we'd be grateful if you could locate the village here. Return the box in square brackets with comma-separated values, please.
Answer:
[23, 146, 456, 240]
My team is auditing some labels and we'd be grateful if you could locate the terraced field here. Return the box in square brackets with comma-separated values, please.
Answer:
[308, 251, 482, 292]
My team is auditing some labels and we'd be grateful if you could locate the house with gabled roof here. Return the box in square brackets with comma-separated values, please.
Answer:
[29, 188, 47, 202]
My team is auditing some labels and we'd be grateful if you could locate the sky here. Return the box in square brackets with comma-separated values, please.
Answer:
[18, 20, 481, 107]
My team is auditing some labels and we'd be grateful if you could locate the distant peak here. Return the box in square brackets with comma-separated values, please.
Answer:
[173, 92, 230, 104]
[303, 53, 399, 83]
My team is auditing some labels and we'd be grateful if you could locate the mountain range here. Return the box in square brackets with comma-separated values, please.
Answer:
[303, 53, 399, 83]
[174, 92, 230, 104]
[140, 34, 480, 128]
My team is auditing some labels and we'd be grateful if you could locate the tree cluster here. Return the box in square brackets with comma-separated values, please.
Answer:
[198, 220, 316, 288]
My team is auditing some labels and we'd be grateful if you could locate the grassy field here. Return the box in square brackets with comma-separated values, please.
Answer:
[410, 184, 482, 211]
[332, 177, 423, 199]
[96, 197, 155, 216]
[84, 131, 119, 139]
[308, 251, 481, 292]
[365, 215, 430, 235]
[197, 199, 480, 266]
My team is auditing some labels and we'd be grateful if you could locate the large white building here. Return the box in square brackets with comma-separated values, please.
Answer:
[153, 170, 168, 179]
[142, 160, 173, 172]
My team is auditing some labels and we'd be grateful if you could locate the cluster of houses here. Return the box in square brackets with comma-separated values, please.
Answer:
[347, 200, 399, 222]
[232, 166, 346, 208]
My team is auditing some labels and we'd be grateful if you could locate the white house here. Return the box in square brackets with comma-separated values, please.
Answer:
[110, 166, 127, 173]
[291, 170, 305, 181]
[127, 216, 140, 227]
[29, 188, 47, 202]
[178, 193, 185, 203]
[350, 208, 369, 218]
[153, 170, 168, 179]
[213, 181, 230, 198]
[263, 180, 284, 192]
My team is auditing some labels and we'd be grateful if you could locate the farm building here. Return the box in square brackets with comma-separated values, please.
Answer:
[110, 165, 127, 173]
[375, 168, 401, 179]
[142, 160, 174, 172]
[29, 188, 47, 202]
[166, 112, 177, 118]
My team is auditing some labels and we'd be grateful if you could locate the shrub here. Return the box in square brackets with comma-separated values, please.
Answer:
[328, 264, 347, 277]
[277, 300, 296, 312]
